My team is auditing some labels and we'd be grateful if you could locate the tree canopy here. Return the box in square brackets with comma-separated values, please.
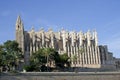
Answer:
[25, 48, 70, 72]
[0, 40, 71, 72]
[0, 40, 23, 72]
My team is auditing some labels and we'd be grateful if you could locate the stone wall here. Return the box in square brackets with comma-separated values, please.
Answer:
[0, 72, 120, 80]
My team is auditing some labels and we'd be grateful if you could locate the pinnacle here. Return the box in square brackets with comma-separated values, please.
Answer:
[16, 15, 22, 24]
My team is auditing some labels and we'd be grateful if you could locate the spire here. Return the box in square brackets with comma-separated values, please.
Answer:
[16, 15, 22, 25]
[16, 15, 24, 30]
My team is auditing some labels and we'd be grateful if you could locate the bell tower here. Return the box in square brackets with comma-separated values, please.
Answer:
[16, 15, 24, 54]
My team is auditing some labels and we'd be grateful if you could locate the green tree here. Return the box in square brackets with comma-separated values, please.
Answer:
[55, 53, 70, 69]
[79, 47, 84, 68]
[26, 48, 70, 72]
[3, 40, 23, 71]
[0, 45, 6, 72]
[42, 48, 55, 71]
[29, 48, 56, 72]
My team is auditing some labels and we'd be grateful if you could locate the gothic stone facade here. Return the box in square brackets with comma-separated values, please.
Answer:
[16, 16, 113, 68]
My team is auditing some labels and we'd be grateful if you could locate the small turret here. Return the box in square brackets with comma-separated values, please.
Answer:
[93, 30, 98, 46]
[87, 30, 91, 46]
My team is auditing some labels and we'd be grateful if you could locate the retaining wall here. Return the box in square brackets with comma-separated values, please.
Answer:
[0, 72, 120, 80]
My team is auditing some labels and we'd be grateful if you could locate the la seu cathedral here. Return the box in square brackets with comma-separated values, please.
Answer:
[15, 16, 116, 70]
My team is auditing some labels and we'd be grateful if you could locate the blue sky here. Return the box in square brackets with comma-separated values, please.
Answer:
[0, 0, 120, 58]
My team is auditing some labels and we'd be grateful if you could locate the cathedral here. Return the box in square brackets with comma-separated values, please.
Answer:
[16, 16, 115, 69]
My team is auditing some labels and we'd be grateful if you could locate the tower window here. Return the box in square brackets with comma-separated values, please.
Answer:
[18, 26, 19, 29]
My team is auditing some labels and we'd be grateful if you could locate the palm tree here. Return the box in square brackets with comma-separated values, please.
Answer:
[54, 53, 70, 71]
[59, 53, 70, 67]
[42, 48, 56, 71]
[28, 48, 56, 72]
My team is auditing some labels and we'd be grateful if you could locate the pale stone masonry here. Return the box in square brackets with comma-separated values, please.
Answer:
[16, 16, 115, 69]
